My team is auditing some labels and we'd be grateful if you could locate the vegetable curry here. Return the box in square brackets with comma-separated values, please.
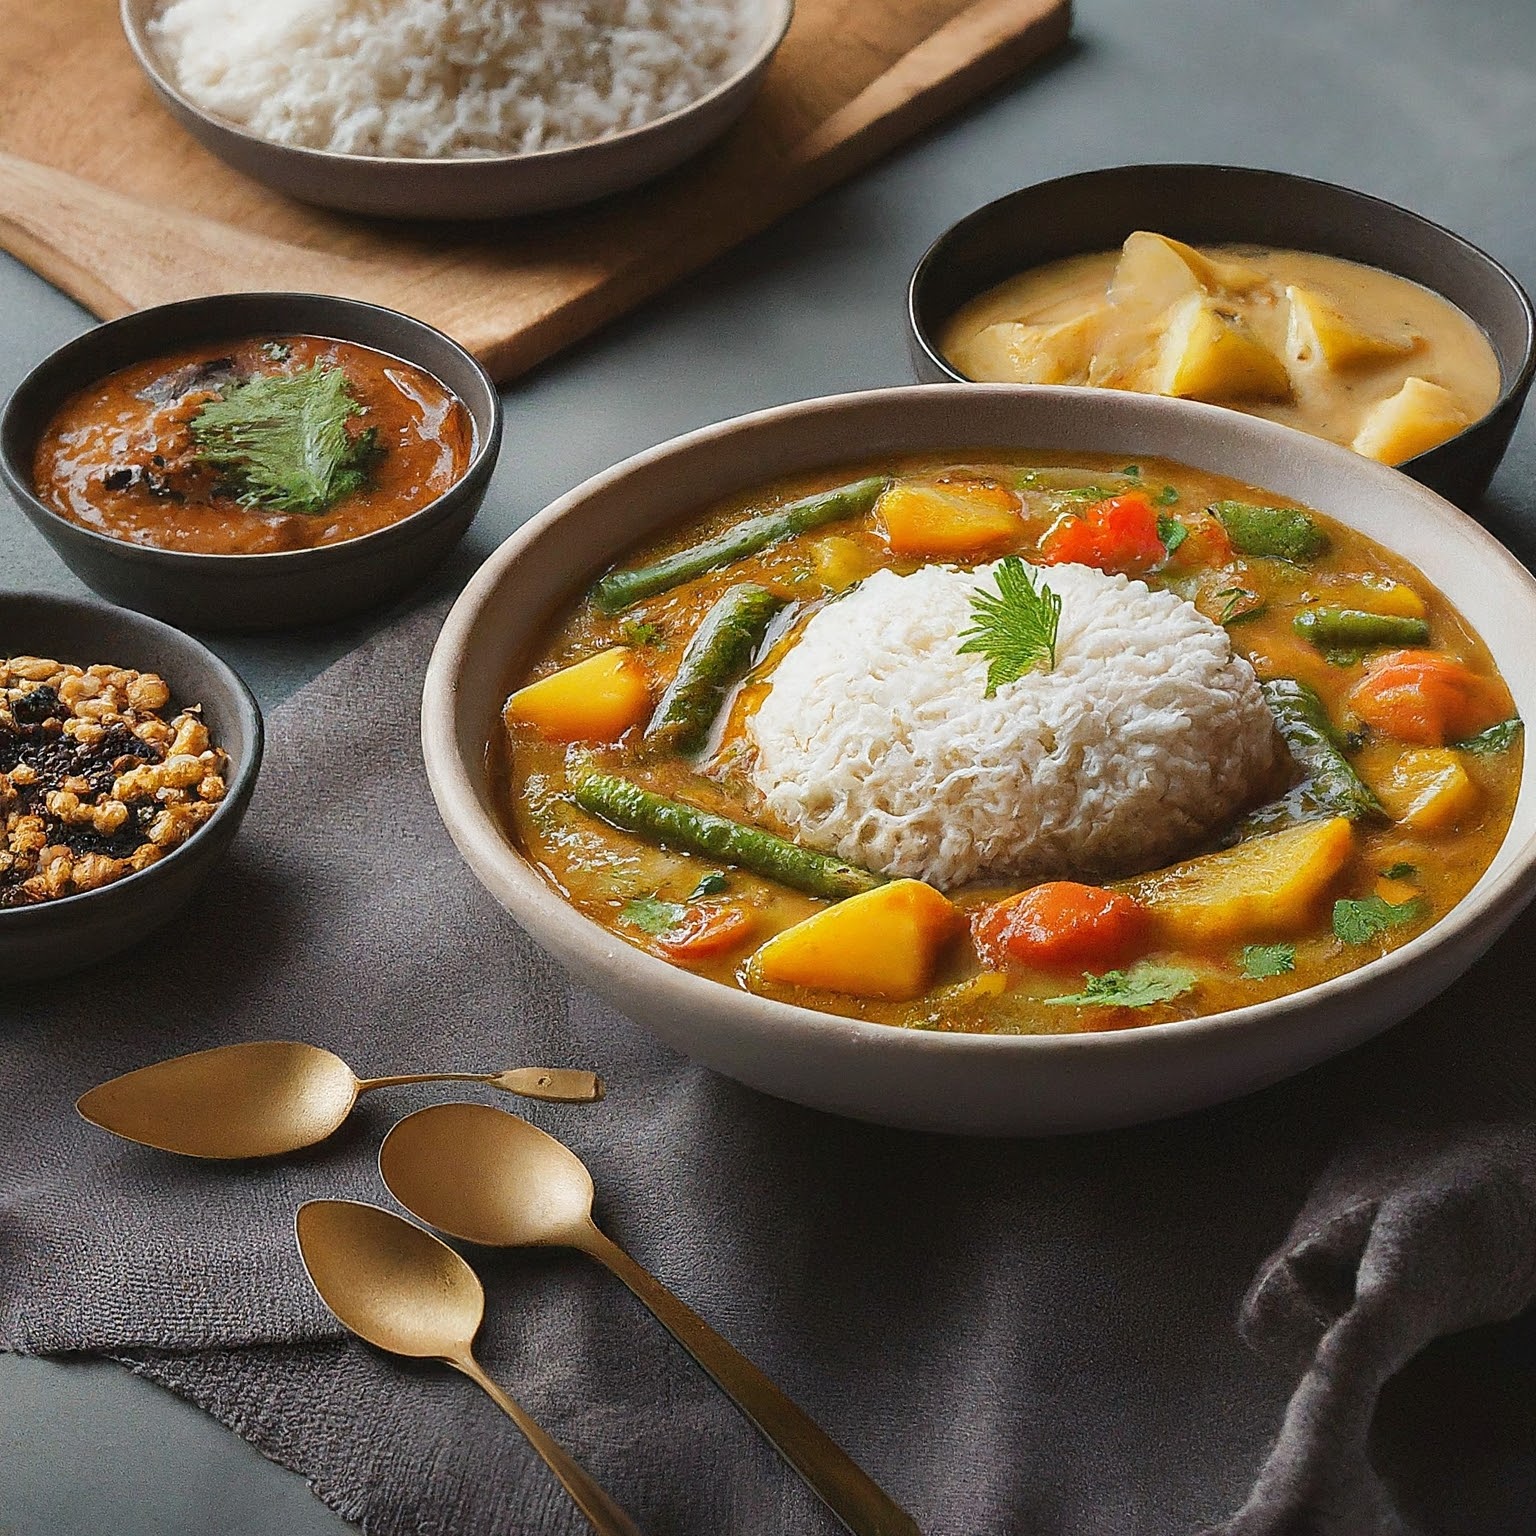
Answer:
[498, 454, 1520, 1036]
[33, 336, 473, 555]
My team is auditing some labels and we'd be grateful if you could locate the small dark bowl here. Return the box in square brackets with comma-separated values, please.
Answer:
[908, 165, 1536, 505]
[0, 591, 263, 981]
[0, 293, 503, 631]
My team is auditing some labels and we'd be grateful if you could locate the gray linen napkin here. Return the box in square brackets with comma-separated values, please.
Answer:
[3, 601, 1535, 1535]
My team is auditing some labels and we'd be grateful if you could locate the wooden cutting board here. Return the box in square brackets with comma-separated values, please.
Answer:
[0, 0, 1070, 382]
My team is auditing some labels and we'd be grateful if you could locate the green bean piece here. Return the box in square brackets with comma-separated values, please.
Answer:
[591, 477, 888, 612]
[1293, 608, 1430, 651]
[1210, 500, 1328, 562]
[1239, 679, 1383, 836]
[646, 584, 784, 755]
[570, 767, 886, 901]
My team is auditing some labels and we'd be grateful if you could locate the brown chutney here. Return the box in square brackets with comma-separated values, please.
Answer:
[32, 335, 473, 555]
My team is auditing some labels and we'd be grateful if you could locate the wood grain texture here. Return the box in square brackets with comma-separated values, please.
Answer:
[0, 0, 1069, 381]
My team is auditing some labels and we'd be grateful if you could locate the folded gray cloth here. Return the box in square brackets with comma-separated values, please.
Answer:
[3, 602, 1534, 1535]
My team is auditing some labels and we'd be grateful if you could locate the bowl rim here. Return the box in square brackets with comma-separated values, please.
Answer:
[0, 589, 264, 925]
[905, 162, 1536, 475]
[422, 381, 1536, 1066]
[0, 291, 503, 570]
[120, 0, 797, 173]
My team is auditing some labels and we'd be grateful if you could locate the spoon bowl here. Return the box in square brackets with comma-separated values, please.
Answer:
[77, 1040, 604, 1159]
[381, 1099, 597, 1247]
[296, 1198, 485, 1359]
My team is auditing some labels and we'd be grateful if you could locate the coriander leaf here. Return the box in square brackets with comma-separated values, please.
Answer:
[688, 871, 730, 899]
[619, 618, 662, 647]
[190, 363, 379, 515]
[1156, 484, 1181, 506]
[620, 894, 685, 936]
[1455, 717, 1522, 755]
[1333, 894, 1428, 944]
[1121, 464, 1142, 478]
[957, 556, 1062, 697]
[1380, 862, 1417, 881]
[1215, 586, 1266, 626]
[1157, 513, 1189, 554]
[1044, 963, 1198, 1008]
[1241, 943, 1295, 980]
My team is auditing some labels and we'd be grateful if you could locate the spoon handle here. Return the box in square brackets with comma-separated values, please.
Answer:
[583, 1227, 921, 1536]
[354, 1068, 605, 1103]
[451, 1355, 647, 1536]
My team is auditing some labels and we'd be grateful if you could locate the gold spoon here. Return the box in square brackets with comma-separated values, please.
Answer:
[76, 1040, 603, 1159]
[379, 1103, 920, 1536]
[295, 1199, 645, 1536]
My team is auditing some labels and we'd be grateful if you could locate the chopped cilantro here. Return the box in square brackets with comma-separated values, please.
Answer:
[619, 618, 662, 647]
[1215, 586, 1266, 626]
[1157, 513, 1189, 554]
[1156, 484, 1181, 506]
[619, 894, 684, 936]
[957, 556, 1062, 697]
[1121, 464, 1142, 478]
[1333, 895, 1428, 944]
[688, 871, 730, 899]
[1241, 943, 1295, 980]
[1455, 718, 1522, 755]
[1044, 963, 1198, 1008]
[1380, 862, 1417, 882]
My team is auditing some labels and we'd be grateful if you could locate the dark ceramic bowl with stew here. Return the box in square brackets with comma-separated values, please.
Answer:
[0, 590, 262, 981]
[907, 165, 1536, 506]
[0, 293, 502, 632]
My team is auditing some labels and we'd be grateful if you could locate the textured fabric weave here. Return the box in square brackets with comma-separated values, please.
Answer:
[3, 601, 1534, 1535]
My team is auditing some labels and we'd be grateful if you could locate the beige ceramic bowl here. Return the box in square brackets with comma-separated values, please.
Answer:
[423, 386, 1536, 1136]
[122, 0, 794, 220]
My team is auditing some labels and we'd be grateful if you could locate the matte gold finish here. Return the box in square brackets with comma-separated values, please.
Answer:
[76, 1041, 604, 1159]
[380, 1103, 920, 1536]
[295, 1200, 645, 1536]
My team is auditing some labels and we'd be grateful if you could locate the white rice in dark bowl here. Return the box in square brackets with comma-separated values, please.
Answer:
[147, 0, 763, 159]
[745, 561, 1285, 890]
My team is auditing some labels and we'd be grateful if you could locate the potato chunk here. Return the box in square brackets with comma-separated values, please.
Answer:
[1351, 376, 1471, 464]
[1285, 285, 1419, 371]
[752, 879, 961, 1000]
[1110, 232, 1266, 312]
[948, 309, 1104, 385]
[877, 481, 1023, 558]
[1373, 748, 1479, 832]
[1151, 296, 1293, 404]
[504, 647, 650, 742]
[1119, 817, 1355, 947]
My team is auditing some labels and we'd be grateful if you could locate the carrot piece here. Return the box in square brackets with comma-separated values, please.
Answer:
[656, 904, 756, 962]
[1348, 649, 1506, 747]
[1038, 493, 1166, 575]
[971, 881, 1151, 971]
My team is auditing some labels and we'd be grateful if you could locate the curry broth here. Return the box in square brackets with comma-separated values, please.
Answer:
[498, 453, 1519, 1036]
[33, 336, 473, 555]
[941, 245, 1502, 462]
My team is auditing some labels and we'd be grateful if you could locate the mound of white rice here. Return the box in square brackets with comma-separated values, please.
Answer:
[148, 0, 757, 158]
[745, 562, 1282, 890]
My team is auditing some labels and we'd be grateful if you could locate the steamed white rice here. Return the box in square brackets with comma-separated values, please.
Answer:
[745, 562, 1282, 890]
[148, 0, 758, 158]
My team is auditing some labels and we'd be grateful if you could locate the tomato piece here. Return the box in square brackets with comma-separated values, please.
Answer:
[1348, 649, 1506, 746]
[971, 881, 1151, 971]
[656, 904, 756, 962]
[1038, 493, 1166, 575]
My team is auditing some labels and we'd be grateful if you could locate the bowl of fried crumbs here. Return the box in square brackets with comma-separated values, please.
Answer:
[0, 591, 262, 980]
